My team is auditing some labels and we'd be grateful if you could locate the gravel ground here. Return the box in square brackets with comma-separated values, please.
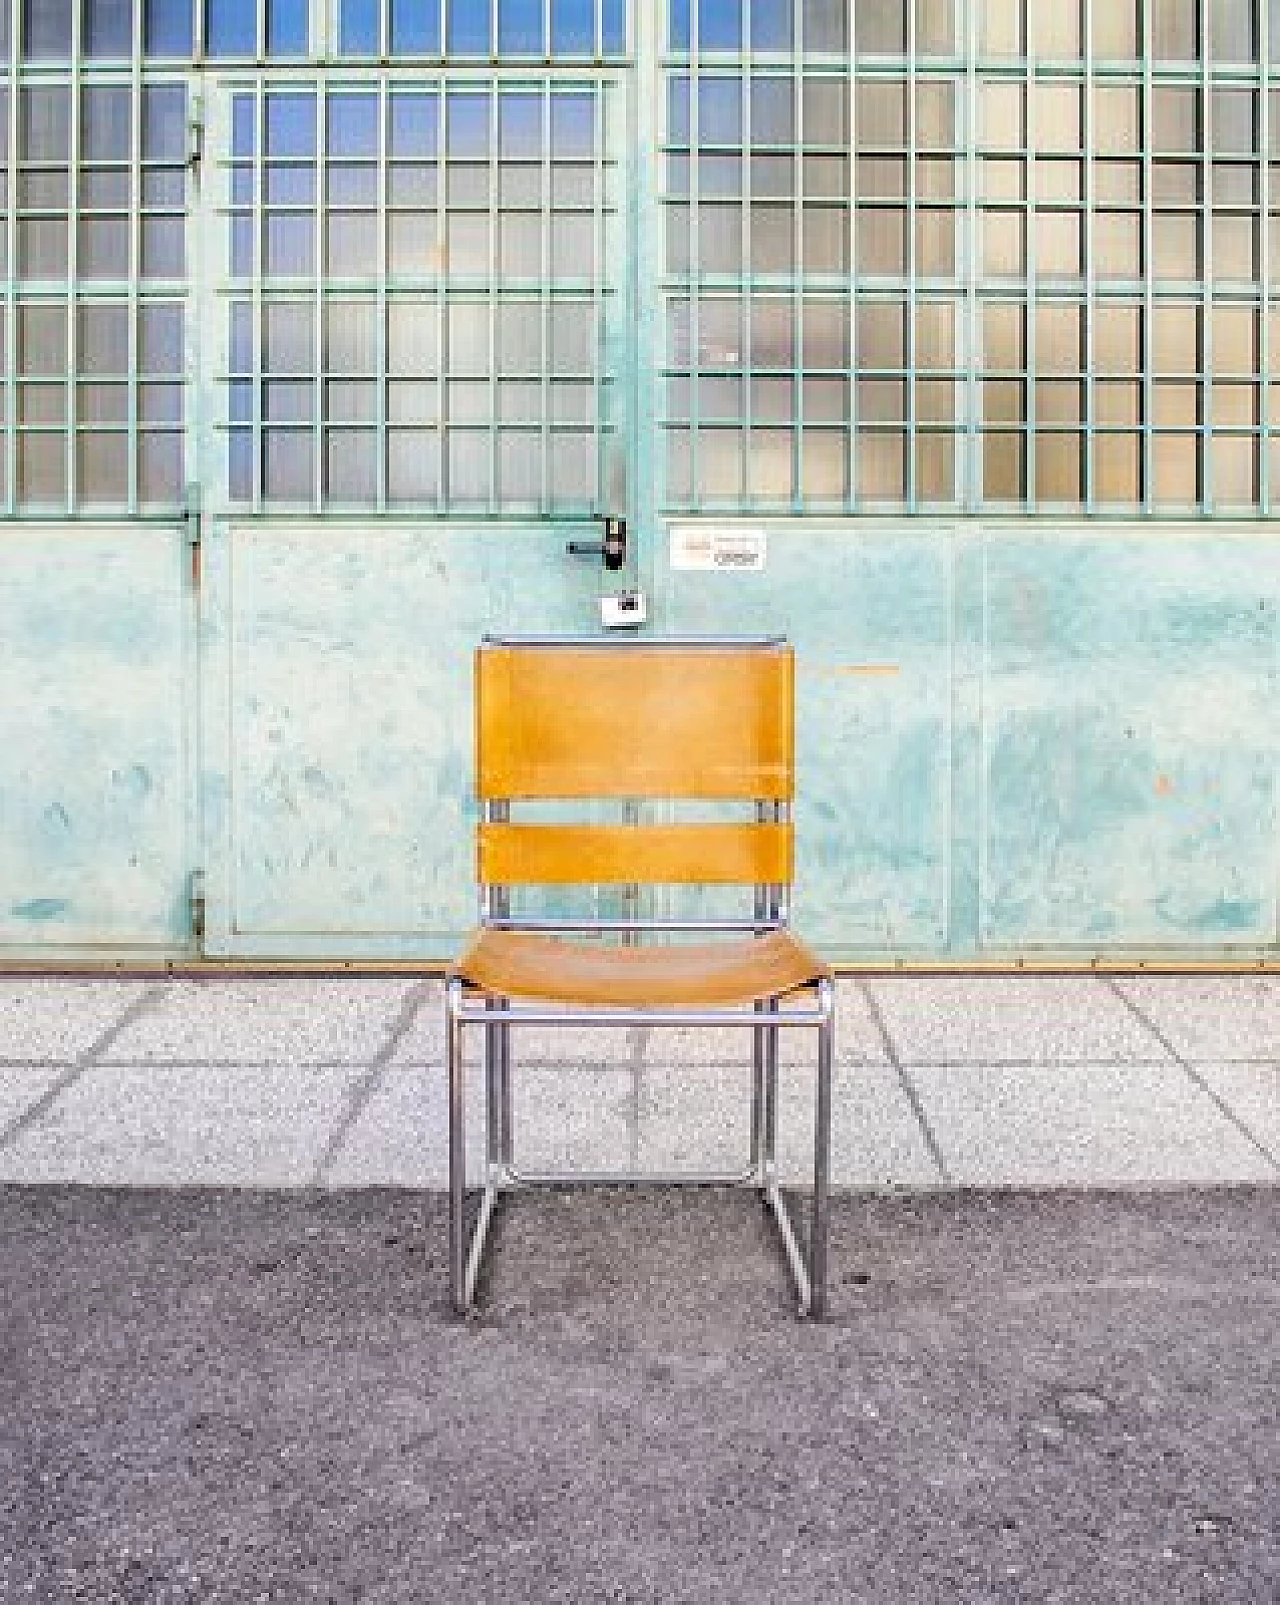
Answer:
[2, 1185, 1278, 1604]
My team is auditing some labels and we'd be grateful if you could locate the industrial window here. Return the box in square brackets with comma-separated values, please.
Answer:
[662, 0, 1280, 514]
[220, 81, 620, 510]
[0, 65, 188, 512]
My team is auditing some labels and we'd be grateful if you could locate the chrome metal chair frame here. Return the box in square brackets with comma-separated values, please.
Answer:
[447, 636, 835, 1319]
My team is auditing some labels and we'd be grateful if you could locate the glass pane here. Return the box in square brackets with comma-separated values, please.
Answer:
[18, 434, 68, 503]
[388, 429, 440, 500]
[1151, 0, 1199, 58]
[1213, 435, 1257, 502]
[392, 0, 440, 51]
[142, 217, 186, 278]
[1152, 303, 1200, 371]
[341, 0, 381, 50]
[79, 302, 130, 372]
[1095, 87, 1140, 155]
[752, 0, 793, 49]
[1211, 0, 1256, 60]
[1213, 304, 1258, 371]
[267, 95, 316, 159]
[1096, 381, 1140, 423]
[915, 0, 953, 51]
[858, 299, 905, 366]
[1037, 212, 1082, 276]
[1036, 305, 1082, 372]
[328, 213, 380, 276]
[388, 380, 438, 422]
[269, 0, 309, 53]
[1033, 1, 1080, 56]
[19, 219, 70, 279]
[1037, 86, 1081, 152]
[143, 86, 187, 163]
[24, 0, 73, 58]
[496, 430, 541, 502]
[981, 0, 1023, 55]
[552, 0, 594, 53]
[80, 217, 130, 277]
[702, 0, 743, 51]
[448, 0, 490, 51]
[265, 214, 314, 276]
[77, 431, 129, 503]
[328, 94, 379, 159]
[981, 83, 1024, 148]
[388, 300, 439, 371]
[747, 429, 794, 502]
[917, 433, 955, 499]
[984, 378, 1025, 423]
[141, 303, 183, 371]
[856, 82, 905, 147]
[78, 382, 129, 422]
[1095, 304, 1142, 369]
[146, 0, 195, 54]
[804, 0, 846, 50]
[855, 430, 900, 498]
[802, 299, 850, 365]
[206, 0, 257, 54]
[1152, 433, 1200, 502]
[983, 431, 1024, 498]
[548, 430, 596, 505]
[1151, 213, 1200, 279]
[1094, 434, 1141, 501]
[803, 78, 849, 144]
[1035, 432, 1082, 500]
[855, 0, 905, 53]
[983, 302, 1025, 369]
[1093, 0, 1137, 57]
[263, 430, 314, 500]
[22, 87, 71, 161]
[982, 210, 1025, 276]
[84, 0, 134, 57]
[696, 427, 742, 497]
[326, 430, 378, 501]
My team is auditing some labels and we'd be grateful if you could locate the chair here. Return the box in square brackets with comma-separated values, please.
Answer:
[446, 635, 835, 1317]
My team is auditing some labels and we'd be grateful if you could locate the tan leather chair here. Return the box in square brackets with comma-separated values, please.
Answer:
[446, 636, 834, 1316]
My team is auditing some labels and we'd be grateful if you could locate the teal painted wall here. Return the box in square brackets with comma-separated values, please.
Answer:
[3, 518, 1279, 964]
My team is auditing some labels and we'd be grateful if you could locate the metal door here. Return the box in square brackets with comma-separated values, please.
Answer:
[196, 66, 643, 958]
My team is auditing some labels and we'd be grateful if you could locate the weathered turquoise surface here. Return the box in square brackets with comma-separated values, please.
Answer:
[4, 518, 1280, 963]
[0, 528, 193, 954]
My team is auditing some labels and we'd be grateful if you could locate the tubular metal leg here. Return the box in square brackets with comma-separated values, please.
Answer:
[809, 979, 834, 1320]
[499, 1008, 514, 1169]
[763, 995, 780, 1179]
[751, 999, 766, 1178]
[447, 980, 467, 1313]
[484, 998, 501, 1175]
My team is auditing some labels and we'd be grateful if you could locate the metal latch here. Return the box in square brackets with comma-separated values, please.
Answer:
[567, 515, 627, 572]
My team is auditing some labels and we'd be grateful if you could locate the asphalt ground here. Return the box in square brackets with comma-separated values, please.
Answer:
[3, 1185, 1277, 1604]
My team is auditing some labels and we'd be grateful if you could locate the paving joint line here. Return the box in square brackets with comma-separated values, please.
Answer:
[1106, 977, 1280, 1175]
[625, 1026, 648, 1174]
[856, 978, 953, 1184]
[312, 981, 435, 1185]
[0, 984, 166, 1155]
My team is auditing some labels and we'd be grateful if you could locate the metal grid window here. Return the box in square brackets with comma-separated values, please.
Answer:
[662, 0, 1280, 515]
[336, 0, 628, 58]
[220, 80, 619, 511]
[0, 12, 188, 513]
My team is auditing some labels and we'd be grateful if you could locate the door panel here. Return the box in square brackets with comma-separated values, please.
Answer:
[0, 527, 194, 953]
[202, 521, 601, 957]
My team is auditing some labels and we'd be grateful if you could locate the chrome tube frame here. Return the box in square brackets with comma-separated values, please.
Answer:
[446, 974, 836, 1320]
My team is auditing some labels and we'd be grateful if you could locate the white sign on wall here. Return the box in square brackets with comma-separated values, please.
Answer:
[669, 524, 768, 572]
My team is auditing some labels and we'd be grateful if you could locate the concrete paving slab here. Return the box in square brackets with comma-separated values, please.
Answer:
[0, 979, 148, 1064]
[101, 979, 418, 1065]
[0, 1069, 65, 1136]
[866, 976, 1160, 1064]
[322, 1061, 487, 1187]
[1194, 1063, 1280, 1163]
[0, 1064, 360, 1186]
[637, 1058, 942, 1187]
[1115, 975, 1280, 1060]
[909, 1061, 1278, 1185]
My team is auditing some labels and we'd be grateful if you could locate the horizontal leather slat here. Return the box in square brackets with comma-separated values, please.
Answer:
[477, 645, 794, 800]
[452, 927, 830, 1007]
[478, 822, 793, 885]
